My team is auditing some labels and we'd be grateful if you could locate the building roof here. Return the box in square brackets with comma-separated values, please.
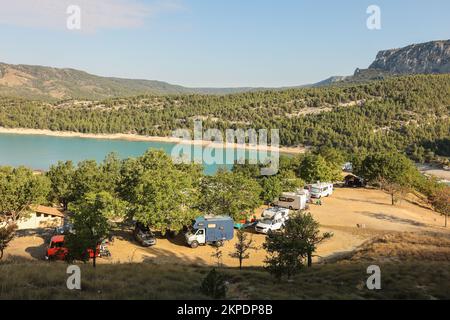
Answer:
[31, 205, 65, 218]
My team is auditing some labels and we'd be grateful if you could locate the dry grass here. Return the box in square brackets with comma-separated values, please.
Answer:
[1, 256, 449, 300]
[332, 231, 450, 263]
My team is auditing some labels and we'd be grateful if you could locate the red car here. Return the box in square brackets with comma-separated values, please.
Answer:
[45, 235, 98, 261]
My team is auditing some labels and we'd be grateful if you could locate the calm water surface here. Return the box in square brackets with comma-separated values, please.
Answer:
[0, 133, 276, 175]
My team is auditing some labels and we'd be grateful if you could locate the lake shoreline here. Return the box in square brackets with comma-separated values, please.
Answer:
[0, 127, 306, 155]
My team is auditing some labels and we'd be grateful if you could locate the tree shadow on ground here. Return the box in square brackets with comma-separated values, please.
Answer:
[16, 228, 53, 260]
[358, 211, 427, 227]
[334, 196, 390, 207]
[140, 246, 208, 266]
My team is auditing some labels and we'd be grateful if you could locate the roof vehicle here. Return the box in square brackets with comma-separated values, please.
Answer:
[133, 222, 157, 247]
[255, 207, 290, 234]
[45, 235, 98, 261]
[274, 191, 308, 210]
[261, 206, 290, 220]
[185, 216, 234, 248]
[309, 182, 333, 198]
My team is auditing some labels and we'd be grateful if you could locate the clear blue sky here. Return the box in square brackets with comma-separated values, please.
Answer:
[0, 0, 449, 87]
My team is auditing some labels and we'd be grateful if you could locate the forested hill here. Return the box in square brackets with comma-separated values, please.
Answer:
[0, 74, 449, 160]
[0, 62, 260, 101]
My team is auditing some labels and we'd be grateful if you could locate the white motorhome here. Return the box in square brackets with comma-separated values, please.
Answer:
[255, 207, 289, 234]
[309, 182, 333, 198]
[274, 192, 308, 210]
[261, 207, 290, 220]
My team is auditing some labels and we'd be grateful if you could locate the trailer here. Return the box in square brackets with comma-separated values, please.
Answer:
[274, 191, 308, 210]
[185, 216, 234, 248]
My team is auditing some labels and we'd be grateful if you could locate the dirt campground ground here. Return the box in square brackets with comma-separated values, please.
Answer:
[4, 187, 449, 267]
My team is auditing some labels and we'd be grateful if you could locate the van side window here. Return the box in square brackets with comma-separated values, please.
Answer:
[197, 230, 204, 235]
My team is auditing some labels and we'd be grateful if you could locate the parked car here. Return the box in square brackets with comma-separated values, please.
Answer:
[255, 217, 288, 234]
[133, 222, 157, 247]
[45, 235, 98, 261]
[185, 216, 234, 248]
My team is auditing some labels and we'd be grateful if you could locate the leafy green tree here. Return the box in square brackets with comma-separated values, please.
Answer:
[0, 166, 50, 223]
[259, 176, 282, 204]
[100, 153, 122, 195]
[263, 212, 332, 279]
[317, 147, 346, 167]
[355, 152, 420, 186]
[47, 161, 75, 210]
[124, 150, 201, 234]
[431, 187, 450, 227]
[355, 152, 422, 204]
[0, 223, 17, 260]
[66, 191, 126, 268]
[199, 170, 262, 221]
[293, 212, 333, 267]
[297, 154, 340, 183]
[70, 160, 104, 203]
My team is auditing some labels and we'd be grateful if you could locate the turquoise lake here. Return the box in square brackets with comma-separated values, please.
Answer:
[0, 133, 276, 175]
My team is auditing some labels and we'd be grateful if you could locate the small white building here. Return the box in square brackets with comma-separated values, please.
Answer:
[16, 205, 65, 230]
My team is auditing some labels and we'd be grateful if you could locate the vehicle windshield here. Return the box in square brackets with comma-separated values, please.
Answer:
[311, 187, 321, 193]
[261, 219, 273, 225]
[140, 232, 154, 239]
[51, 241, 64, 248]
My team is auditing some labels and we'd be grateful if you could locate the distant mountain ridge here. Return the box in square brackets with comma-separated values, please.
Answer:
[0, 62, 260, 100]
[343, 40, 450, 83]
[1, 40, 449, 100]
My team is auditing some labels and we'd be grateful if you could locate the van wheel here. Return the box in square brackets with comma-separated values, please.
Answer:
[289, 206, 293, 210]
[190, 241, 199, 249]
[215, 240, 224, 247]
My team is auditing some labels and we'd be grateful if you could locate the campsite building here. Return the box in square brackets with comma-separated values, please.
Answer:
[16, 205, 66, 230]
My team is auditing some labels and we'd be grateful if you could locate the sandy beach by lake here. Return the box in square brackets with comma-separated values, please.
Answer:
[0, 127, 306, 155]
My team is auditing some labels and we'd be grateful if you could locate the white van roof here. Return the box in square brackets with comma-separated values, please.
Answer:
[263, 207, 289, 218]
[311, 182, 333, 188]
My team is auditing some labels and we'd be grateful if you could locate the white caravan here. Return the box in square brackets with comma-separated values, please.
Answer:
[274, 191, 308, 210]
[309, 182, 333, 198]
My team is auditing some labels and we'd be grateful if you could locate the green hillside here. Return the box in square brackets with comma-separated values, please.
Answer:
[0, 74, 449, 159]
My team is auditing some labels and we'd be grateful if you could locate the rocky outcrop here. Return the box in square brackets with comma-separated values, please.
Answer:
[368, 40, 450, 74]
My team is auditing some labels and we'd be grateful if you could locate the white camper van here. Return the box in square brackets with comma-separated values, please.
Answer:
[309, 182, 333, 198]
[255, 207, 290, 234]
[274, 192, 308, 210]
[261, 207, 290, 220]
